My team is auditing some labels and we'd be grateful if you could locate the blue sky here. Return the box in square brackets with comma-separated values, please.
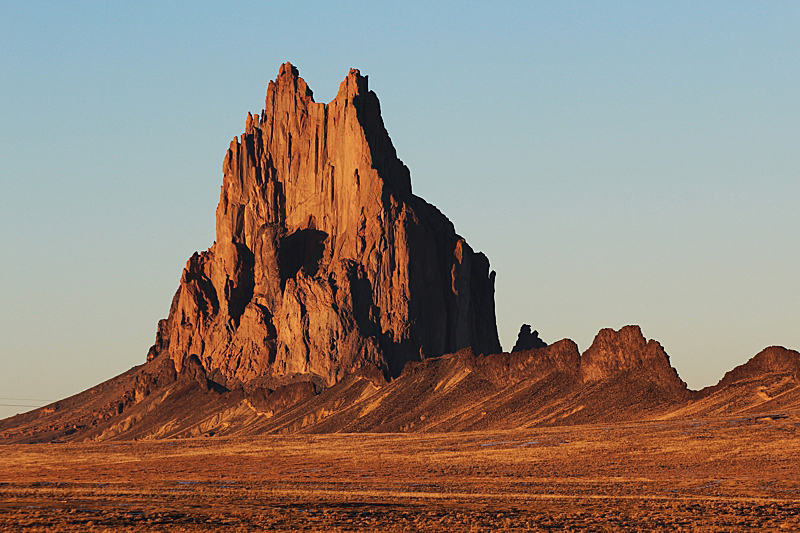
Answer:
[1, 1, 798, 418]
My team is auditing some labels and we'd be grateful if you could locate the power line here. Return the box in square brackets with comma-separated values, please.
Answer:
[0, 397, 53, 402]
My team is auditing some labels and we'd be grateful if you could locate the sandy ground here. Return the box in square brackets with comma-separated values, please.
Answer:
[1, 416, 799, 531]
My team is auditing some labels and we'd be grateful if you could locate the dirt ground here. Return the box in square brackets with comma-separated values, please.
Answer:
[1, 416, 799, 532]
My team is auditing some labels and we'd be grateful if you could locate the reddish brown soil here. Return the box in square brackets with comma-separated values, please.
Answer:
[2, 416, 799, 531]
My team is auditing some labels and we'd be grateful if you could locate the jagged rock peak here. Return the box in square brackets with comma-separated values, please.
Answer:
[579, 325, 688, 392]
[147, 63, 501, 387]
[511, 324, 547, 352]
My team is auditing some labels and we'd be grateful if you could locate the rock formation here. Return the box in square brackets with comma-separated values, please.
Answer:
[712, 346, 800, 388]
[147, 63, 501, 387]
[579, 325, 688, 393]
[511, 324, 547, 352]
[477, 339, 580, 387]
[11, 64, 800, 444]
[8, 325, 800, 442]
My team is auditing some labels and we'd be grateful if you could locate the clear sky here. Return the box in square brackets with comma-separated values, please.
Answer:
[1, 1, 798, 419]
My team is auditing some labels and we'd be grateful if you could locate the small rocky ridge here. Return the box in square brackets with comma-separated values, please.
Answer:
[713, 346, 800, 388]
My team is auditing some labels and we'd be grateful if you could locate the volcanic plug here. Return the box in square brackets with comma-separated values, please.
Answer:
[146, 63, 502, 387]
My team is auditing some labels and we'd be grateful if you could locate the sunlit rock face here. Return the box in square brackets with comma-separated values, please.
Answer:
[579, 325, 689, 395]
[147, 63, 501, 386]
[713, 346, 800, 387]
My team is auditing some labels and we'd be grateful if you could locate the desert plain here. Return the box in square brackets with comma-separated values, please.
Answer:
[2, 414, 799, 532]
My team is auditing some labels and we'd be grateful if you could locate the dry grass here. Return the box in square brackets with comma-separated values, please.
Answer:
[2, 416, 799, 531]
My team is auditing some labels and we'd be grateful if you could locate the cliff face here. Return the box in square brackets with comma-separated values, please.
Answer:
[147, 63, 501, 386]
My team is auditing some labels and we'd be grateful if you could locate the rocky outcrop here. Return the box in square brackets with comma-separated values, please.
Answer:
[477, 339, 580, 387]
[511, 324, 546, 352]
[147, 63, 501, 387]
[579, 325, 688, 393]
[710, 346, 800, 388]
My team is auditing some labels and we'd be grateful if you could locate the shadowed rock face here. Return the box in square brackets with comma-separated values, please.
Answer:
[147, 63, 501, 386]
[511, 324, 547, 352]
